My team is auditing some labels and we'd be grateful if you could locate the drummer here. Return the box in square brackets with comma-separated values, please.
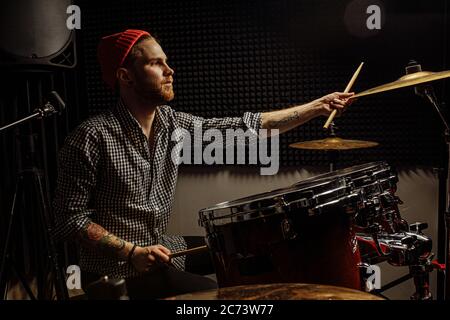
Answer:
[52, 29, 354, 299]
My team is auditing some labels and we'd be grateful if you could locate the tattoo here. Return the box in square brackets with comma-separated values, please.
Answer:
[267, 111, 300, 129]
[80, 223, 106, 242]
[99, 233, 126, 256]
[79, 222, 127, 259]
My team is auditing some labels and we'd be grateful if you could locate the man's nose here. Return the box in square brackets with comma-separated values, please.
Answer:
[164, 62, 174, 76]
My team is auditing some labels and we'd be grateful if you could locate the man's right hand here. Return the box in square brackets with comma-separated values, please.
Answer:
[130, 244, 171, 273]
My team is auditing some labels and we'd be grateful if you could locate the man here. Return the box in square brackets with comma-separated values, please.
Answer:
[53, 29, 353, 299]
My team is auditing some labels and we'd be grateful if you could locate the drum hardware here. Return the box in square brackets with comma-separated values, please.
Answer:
[371, 230, 391, 258]
[274, 195, 290, 213]
[352, 60, 450, 299]
[385, 233, 432, 266]
[280, 218, 297, 240]
[273, 195, 299, 240]
[306, 185, 354, 213]
[310, 183, 352, 203]
[358, 228, 435, 300]
[410, 222, 428, 234]
[310, 192, 361, 216]
[409, 259, 433, 300]
[378, 193, 408, 233]
[375, 255, 435, 300]
[357, 234, 390, 265]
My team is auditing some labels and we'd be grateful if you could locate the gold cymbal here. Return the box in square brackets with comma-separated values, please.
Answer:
[289, 137, 379, 150]
[353, 70, 450, 98]
[168, 283, 384, 300]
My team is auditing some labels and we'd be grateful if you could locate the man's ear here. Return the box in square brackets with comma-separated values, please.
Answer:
[116, 67, 133, 87]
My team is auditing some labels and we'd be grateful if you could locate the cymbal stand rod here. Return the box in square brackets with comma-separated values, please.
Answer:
[423, 87, 449, 131]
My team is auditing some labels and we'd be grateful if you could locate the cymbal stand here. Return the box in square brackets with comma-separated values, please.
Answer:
[327, 122, 339, 172]
[419, 85, 450, 300]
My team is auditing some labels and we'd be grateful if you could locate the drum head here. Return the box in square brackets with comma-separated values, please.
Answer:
[293, 161, 391, 186]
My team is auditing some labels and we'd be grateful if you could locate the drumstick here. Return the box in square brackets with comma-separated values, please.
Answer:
[323, 62, 364, 129]
[168, 245, 209, 259]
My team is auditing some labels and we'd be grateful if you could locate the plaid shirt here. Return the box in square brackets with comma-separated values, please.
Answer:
[53, 100, 261, 278]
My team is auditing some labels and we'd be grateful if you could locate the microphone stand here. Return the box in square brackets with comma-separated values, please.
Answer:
[0, 91, 68, 300]
[0, 91, 64, 132]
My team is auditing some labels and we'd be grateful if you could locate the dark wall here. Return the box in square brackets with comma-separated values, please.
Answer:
[78, 0, 449, 168]
[0, 1, 86, 287]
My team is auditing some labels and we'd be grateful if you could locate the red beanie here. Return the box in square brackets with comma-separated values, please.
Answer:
[97, 29, 151, 90]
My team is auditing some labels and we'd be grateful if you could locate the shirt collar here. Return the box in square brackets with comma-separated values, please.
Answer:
[113, 99, 170, 137]
[114, 99, 144, 136]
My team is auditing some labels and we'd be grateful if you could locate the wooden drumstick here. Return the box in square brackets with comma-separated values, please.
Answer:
[168, 245, 209, 259]
[323, 62, 364, 129]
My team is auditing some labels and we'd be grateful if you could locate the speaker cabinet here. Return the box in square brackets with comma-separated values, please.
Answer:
[0, 0, 76, 69]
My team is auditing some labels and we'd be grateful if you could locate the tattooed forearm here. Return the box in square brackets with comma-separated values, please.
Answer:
[99, 233, 126, 256]
[261, 100, 323, 134]
[78, 222, 129, 260]
[266, 111, 300, 129]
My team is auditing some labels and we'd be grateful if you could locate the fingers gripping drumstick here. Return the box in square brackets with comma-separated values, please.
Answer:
[168, 245, 209, 259]
[323, 62, 364, 129]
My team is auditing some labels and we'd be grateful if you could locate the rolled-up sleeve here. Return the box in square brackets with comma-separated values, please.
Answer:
[52, 124, 101, 242]
[173, 111, 262, 134]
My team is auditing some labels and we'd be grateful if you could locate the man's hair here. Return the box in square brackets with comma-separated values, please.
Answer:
[122, 34, 155, 69]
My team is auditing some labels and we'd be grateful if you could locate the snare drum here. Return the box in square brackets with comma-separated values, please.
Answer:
[199, 170, 362, 289]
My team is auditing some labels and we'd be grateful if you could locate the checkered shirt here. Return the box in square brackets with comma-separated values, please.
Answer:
[53, 100, 261, 278]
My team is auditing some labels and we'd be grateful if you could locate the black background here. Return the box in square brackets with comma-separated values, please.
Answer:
[78, 0, 449, 168]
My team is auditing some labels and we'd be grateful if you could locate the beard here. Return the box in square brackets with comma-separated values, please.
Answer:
[161, 83, 175, 101]
[133, 73, 175, 103]
[134, 82, 174, 104]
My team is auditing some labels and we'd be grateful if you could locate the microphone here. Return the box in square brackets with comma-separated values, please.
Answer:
[35, 91, 66, 118]
[49, 91, 66, 113]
